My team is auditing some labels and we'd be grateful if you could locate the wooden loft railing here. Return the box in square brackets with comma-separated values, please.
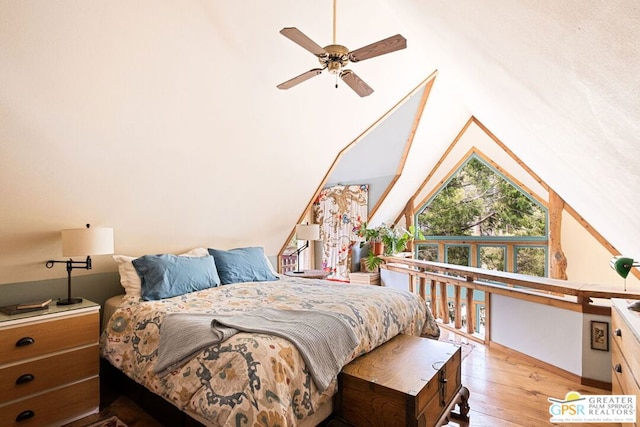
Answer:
[380, 256, 640, 344]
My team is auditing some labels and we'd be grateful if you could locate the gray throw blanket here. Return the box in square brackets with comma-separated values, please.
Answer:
[153, 308, 359, 391]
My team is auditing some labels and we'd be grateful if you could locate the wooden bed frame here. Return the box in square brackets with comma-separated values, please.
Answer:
[100, 358, 335, 426]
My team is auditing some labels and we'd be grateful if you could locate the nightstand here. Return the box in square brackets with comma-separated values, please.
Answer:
[0, 299, 100, 426]
[284, 270, 331, 279]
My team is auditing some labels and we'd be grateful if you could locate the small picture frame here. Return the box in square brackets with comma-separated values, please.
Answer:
[590, 320, 609, 351]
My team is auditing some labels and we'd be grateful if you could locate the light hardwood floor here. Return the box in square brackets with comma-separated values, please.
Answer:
[442, 330, 615, 427]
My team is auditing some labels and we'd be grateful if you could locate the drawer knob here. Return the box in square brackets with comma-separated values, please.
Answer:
[15, 374, 35, 385]
[15, 337, 35, 347]
[614, 364, 622, 373]
[16, 410, 35, 422]
[615, 328, 622, 337]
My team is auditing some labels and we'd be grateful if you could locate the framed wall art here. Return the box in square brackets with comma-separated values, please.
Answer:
[590, 320, 609, 351]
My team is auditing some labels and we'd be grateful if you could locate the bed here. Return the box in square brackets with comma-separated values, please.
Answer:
[100, 247, 440, 426]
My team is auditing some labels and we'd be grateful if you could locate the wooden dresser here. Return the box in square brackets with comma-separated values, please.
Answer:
[337, 333, 469, 427]
[611, 298, 640, 427]
[0, 300, 100, 427]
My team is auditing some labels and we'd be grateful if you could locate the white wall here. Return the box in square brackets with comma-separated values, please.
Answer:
[492, 294, 583, 376]
[0, 1, 425, 288]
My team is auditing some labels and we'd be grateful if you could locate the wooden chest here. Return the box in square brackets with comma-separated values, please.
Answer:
[338, 334, 469, 427]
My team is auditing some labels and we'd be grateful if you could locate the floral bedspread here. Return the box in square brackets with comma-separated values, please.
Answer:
[101, 276, 440, 426]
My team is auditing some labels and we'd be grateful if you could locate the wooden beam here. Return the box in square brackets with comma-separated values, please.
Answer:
[404, 196, 415, 252]
[549, 189, 568, 280]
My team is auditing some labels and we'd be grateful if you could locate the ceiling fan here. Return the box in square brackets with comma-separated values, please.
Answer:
[277, 0, 407, 97]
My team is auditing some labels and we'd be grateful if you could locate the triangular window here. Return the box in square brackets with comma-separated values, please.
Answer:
[415, 155, 548, 276]
[417, 156, 546, 237]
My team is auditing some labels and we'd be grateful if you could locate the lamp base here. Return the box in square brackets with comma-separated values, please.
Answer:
[57, 297, 83, 306]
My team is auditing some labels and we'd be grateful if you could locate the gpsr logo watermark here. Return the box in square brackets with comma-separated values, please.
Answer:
[548, 391, 636, 423]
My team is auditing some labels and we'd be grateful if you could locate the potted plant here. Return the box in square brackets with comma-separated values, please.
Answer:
[355, 221, 384, 255]
[357, 222, 424, 271]
[381, 224, 425, 256]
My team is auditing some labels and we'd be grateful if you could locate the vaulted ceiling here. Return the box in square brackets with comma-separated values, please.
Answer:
[1, 1, 638, 283]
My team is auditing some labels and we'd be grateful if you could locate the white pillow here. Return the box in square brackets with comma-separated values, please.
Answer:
[263, 252, 279, 276]
[113, 247, 209, 299]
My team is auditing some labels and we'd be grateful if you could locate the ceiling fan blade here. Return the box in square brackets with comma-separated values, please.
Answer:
[348, 34, 407, 63]
[279, 27, 327, 57]
[277, 68, 324, 90]
[340, 70, 374, 97]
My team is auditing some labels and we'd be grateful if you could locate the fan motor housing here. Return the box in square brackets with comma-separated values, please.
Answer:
[322, 44, 349, 74]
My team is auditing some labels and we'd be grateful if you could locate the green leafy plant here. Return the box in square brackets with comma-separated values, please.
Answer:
[381, 224, 425, 255]
[361, 223, 425, 270]
[355, 221, 382, 244]
[364, 251, 385, 271]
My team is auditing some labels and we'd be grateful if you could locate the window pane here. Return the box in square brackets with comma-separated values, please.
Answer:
[417, 244, 438, 261]
[446, 246, 470, 266]
[516, 247, 545, 276]
[479, 246, 505, 271]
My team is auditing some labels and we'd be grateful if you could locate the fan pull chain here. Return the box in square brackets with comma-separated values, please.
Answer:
[335, 73, 339, 89]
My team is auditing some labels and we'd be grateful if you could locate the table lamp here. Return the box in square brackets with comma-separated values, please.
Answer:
[610, 256, 640, 311]
[293, 223, 320, 273]
[46, 224, 114, 305]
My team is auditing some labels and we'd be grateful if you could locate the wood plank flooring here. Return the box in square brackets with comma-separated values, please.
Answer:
[441, 330, 615, 427]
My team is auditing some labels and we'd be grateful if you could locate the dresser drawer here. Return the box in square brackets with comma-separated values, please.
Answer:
[0, 376, 99, 427]
[0, 312, 98, 365]
[0, 345, 98, 402]
[612, 342, 640, 396]
[611, 307, 640, 387]
[611, 300, 640, 427]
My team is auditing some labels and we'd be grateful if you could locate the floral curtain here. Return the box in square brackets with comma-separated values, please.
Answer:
[313, 184, 368, 281]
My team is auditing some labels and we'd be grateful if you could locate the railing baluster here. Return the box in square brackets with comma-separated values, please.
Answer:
[439, 281, 449, 324]
[466, 289, 474, 334]
[454, 285, 462, 330]
[430, 279, 437, 319]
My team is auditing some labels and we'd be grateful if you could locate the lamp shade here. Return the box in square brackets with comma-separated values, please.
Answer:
[296, 224, 320, 241]
[610, 256, 639, 279]
[62, 226, 114, 257]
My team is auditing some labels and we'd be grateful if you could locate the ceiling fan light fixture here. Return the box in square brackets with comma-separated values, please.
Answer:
[277, 2, 407, 96]
[327, 61, 342, 74]
[322, 44, 349, 74]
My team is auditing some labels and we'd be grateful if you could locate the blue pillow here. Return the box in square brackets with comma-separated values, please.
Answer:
[133, 254, 221, 300]
[207, 247, 278, 285]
